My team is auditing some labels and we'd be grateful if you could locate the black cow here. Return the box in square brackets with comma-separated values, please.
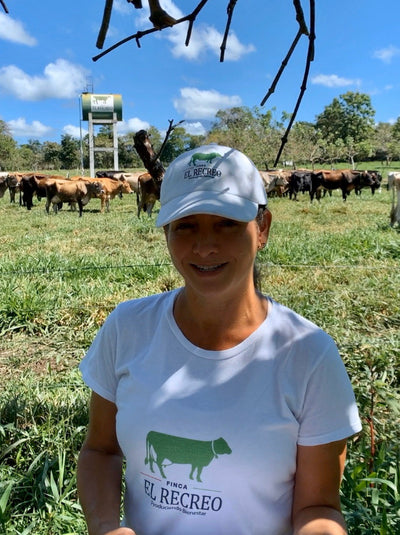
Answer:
[20, 174, 65, 210]
[0, 175, 8, 199]
[355, 170, 382, 195]
[145, 431, 232, 483]
[342, 170, 376, 197]
[288, 171, 312, 201]
[20, 174, 48, 209]
[95, 170, 121, 178]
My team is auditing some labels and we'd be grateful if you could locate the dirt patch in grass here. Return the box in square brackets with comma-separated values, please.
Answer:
[0, 333, 83, 379]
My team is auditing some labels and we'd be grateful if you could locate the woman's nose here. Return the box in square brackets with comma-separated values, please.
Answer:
[192, 230, 218, 256]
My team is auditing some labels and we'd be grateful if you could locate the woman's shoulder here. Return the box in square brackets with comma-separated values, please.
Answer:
[266, 297, 335, 347]
[113, 288, 179, 319]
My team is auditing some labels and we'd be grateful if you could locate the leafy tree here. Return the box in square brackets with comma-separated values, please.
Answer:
[93, 125, 114, 169]
[26, 139, 42, 155]
[0, 120, 17, 170]
[15, 146, 37, 170]
[42, 141, 61, 170]
[316, 92, 375, 155]
[373, 122, 400, 164]
[60, 134, 80, 169]
[319, 137, 346, 168]
[207, 106, 283, 169]
[159, 127, 205, 164]
[118, 132, 142, 169]
[19, 141, 45, 170]
[208, 106, 258, 152]
[284, 121, 323, 169]
[250, 107, 284, 169]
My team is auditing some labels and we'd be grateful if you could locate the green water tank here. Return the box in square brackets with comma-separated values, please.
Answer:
[81, 93, 123, 121]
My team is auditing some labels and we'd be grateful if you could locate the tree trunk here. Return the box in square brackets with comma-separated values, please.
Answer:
[133, 130, 165, 181]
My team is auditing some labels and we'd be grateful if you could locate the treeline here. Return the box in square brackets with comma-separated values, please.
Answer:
[1, 91, 400, 173]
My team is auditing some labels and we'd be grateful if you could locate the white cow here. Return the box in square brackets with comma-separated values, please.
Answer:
[388, 172, 400, 227]
[258, 170, 289, 197]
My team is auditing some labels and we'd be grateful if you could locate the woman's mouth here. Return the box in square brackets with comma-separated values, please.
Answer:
[192, 263, 226, 272]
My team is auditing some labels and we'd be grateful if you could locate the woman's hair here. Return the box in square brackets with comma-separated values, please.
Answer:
[254, 204, 268, 292]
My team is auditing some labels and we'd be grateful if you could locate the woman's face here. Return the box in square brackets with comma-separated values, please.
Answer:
[164, 211, 271, 300]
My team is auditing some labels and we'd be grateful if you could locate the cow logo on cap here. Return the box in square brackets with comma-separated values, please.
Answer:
[188, 152, 222, 166]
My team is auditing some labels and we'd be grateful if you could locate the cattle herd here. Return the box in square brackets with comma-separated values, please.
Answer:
[0, 167, 399, 226]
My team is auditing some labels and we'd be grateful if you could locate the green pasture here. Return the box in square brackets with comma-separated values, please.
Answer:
[0, 181, 399, 534]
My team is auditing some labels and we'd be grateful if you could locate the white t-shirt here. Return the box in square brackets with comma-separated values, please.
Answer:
[80, 289, 362, 535]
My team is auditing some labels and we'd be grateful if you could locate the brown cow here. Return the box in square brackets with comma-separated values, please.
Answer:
[45, 179, 104, 217]
[95, 170, 143, 194]
[95, 176, 133, 212]
[69, 176, 133, 212]
[310, 169, 374, 202]
[136, 172, 161, 217]
[6, 173, 23, 203]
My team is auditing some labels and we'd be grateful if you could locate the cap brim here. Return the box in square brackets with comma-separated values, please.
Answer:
[156, 190, 258, 227]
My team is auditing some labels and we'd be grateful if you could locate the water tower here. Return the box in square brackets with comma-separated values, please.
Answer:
[81, 93, 123, 177]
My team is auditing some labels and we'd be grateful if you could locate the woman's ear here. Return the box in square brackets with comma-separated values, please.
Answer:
[258, 209, 272, 245]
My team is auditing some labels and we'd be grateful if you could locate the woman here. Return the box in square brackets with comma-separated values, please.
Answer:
[77, 144, 362, 535]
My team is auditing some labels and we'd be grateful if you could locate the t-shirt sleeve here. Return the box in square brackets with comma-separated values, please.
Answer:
[297, 339, 362, 446]
[79, 307, 119, 403]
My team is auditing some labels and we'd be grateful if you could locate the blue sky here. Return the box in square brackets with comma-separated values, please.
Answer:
[1, 0, 400, 145]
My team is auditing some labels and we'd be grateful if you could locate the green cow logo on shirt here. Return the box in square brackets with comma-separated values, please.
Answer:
[145, 430, 232, 483]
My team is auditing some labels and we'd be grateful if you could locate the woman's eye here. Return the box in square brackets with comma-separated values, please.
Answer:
[174, 222, 194, 231]
[219, 219, 238, 228]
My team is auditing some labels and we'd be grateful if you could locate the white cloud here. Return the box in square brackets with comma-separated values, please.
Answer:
[183, 121, 207, 136]
[167, 23, 255, 61]
[373, 45, 400, 63]
[117, 117, 151, 135]
[7, 117, 53, 138]
[173, 87, 242, 119]
[311, 74, 361, 88]
[113, 0, 133, 15]
[0, 59, 89, 101]
[0, 13, 37, 45]
[63, 125, 87, 138]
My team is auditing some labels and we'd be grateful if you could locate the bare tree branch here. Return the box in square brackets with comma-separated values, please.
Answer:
[260, 28, 303, 106]
[220, 0, 238, 62]
[133, 119, 184, 180]
[184, 0, 209, 46]
[154, 119, 185, 162]
[93, 0, 210, 60]
[134, 130, 165, 180]
[0, 0, 9, 13]
[273, 0, 316, 167]
[293, 0, 309, 35]
[96, 0, 113, 50]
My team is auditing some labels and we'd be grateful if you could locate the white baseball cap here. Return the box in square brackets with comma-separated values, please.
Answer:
[155, 144, 267, 227]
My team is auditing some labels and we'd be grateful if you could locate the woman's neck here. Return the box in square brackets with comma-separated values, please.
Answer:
[173, 287, 269, 350]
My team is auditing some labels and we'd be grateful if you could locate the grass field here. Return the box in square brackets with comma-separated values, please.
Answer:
[0, 178, 399, 534]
